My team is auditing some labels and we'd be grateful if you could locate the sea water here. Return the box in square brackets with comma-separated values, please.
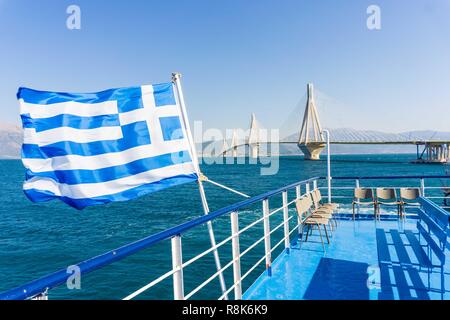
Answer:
[0, 155, 448, 299]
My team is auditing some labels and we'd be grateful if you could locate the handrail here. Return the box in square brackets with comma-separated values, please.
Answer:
[418, 197, 450, 227]
[324, 175, 449, 180]
[318, 175, 450, 209]
[0, 176, 320, 300]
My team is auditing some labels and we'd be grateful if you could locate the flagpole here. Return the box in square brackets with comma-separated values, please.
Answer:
[172, 73, 229, 300]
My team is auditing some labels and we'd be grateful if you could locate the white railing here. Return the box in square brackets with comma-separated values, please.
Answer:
[122, 181, 312, 300]
[317, 176, 450, 209]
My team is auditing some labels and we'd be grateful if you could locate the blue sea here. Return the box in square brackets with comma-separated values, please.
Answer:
[0, 155, 448, 299]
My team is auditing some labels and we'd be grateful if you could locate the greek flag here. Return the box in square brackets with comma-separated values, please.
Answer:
[19, 83, 198, 209]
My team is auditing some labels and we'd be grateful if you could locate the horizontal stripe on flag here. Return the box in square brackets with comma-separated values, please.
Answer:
[22, 121, 151, 158]
[26, 151, 192, 185]
[23, 126, 124, 146]
[22, 113, 120, 133]
[23, 162, 196, 200]
[18, 84, 173, 114]
[20, 100, 119, 118]
[18, 86, 143, 105]
[24, 173, 197, 210]
[23, 139, 190, 172]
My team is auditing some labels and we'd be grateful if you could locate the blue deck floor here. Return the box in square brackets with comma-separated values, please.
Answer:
[243, 212, 450, 300]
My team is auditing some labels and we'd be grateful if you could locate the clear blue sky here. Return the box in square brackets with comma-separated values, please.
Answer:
[0, 0, 449, 133]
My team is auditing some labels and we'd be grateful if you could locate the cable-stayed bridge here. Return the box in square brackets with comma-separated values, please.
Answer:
[221, 84, 450, 164]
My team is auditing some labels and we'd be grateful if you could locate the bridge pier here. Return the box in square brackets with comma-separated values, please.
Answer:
[250, 143, 259, 159]
[414, 142, 449, 164]
[298, 142, 326, 160]
[232, 146, 238, 158]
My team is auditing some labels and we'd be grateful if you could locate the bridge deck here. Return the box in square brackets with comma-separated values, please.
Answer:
[236, 140, 450, 146]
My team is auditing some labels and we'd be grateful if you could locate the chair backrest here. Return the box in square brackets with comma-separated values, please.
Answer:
[310, 191, 321, 210]
[376, 188, 397, 200]
[314, 189, 323, 202]
[296, 196, 312, 219]
[354, 188, 374, 200]
[400, 188, 421, 201]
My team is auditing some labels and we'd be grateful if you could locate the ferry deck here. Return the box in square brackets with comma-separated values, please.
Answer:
[244, 212, 449, 300]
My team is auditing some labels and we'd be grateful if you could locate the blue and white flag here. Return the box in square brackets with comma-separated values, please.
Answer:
[19, 83, 198, 209]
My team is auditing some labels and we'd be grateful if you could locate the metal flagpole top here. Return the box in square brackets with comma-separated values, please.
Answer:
[171, 72, 201, 174]
[172, 72, 182, 82]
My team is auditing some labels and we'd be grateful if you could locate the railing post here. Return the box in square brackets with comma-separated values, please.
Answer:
[282, 191, 290, 254]
[327, 176, 332, 204]
[230, 211, 242, 300]
[171, 235, 184, 300]
[295, 185, 301, 199]
[262, 199, 272, 276]
[295, 185, 302, 236]
[32, 290, 48, 300]
[356, 179, 360, 204]
[420, 178, 426, 197]
[313, 180, 318, 190]
[306, 183, 310, 194]
[323, 129, 332, 204]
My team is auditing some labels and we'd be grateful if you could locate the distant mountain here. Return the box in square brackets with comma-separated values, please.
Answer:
[0, 122, 21, 159]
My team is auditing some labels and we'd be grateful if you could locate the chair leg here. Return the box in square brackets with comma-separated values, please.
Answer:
[323, 225, 330, 244]
[328, 219, 334, 232]
[304, 224, 310, 242]
[316, 223, 325, 251]
[352, 203, 355, 220]
[299, 225, 307, 249]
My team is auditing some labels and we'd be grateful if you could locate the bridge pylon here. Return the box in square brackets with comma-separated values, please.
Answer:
[221, 137, 229, 157]
[298, 83, 326, 160]
[230, 129, 238, 158]
[248, 113, 260, 159]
